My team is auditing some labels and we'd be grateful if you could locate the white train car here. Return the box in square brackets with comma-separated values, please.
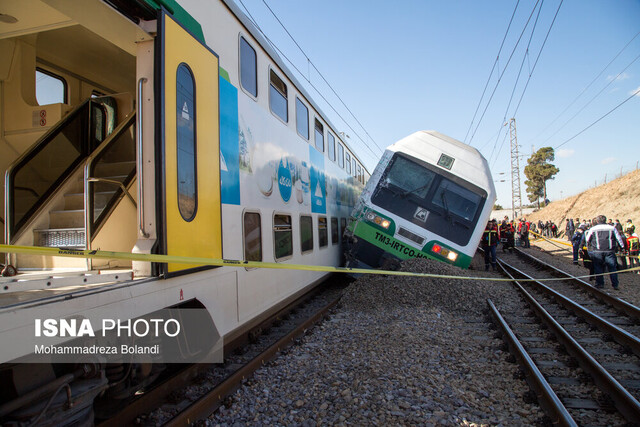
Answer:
[0, 0, 368, 423]
[344, 131, 495, 270]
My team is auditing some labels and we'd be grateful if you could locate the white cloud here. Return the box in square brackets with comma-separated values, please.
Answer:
[556, 148, 574, 158]
[601, 157, 616, 165]
[607, 72, 630, 82]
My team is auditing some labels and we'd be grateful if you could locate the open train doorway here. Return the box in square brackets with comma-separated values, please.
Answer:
[0, 0, 152, 273]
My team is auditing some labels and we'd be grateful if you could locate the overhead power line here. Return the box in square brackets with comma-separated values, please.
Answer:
[511, 0, 563, 117]
[465, 0, 521, 143]
[529, 29, 640, 145]
[236, 0, 384, 165]
[259, 0, 385, 156]
[488, 0, 562, 166]
[468, 0, 542, 145]
[488, 0, 545, 165]
[554, 87, 640, 150]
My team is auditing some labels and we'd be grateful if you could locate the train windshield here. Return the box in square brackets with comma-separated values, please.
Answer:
[372, 153, 486, 245]
[385, 156, 436, 198]
[432, 180, 482, 221]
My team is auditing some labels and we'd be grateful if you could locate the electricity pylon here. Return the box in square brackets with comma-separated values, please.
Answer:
[508, 118, 522, 219]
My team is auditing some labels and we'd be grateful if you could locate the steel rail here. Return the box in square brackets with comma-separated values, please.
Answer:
[487, 298, 576, 427]
[97, 283, 337, 426]
[514, 248, 640, 321]
[498, 258, 640, 422]
[164, 295, 342, 426]
[502, 260, 640, 357]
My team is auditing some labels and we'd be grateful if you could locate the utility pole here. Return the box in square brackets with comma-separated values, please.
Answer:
[508, 118, 522, 219]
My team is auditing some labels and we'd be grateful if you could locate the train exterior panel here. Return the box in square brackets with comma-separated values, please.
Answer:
[344, 131, 496, 270]
[0, 0, 367, 422]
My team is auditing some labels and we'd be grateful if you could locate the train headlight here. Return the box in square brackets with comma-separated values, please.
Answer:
[431, 244, 458, 262]
[365, 211, 390, 229]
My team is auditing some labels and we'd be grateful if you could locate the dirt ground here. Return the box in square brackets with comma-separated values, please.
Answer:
[500, 168, 640, 231]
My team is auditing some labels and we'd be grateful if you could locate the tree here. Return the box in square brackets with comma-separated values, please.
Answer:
[524, 147, 559, 208]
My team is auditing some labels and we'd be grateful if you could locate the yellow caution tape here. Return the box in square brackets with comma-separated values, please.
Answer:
[1, 243, 638, 282]
[529, 230, 640, 259]
[529, 230, 573, 248]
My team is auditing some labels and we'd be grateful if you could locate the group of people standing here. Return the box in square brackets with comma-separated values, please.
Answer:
[481, 214, 638, 289]
[538, 220, 559, 237]
[481, 217, 531, 271]
[571, 216, 638, 289]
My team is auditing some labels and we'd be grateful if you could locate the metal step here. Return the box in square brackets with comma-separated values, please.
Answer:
[64, 191, 117, 210]
[49, 209, 84, 228]
[34, 228, 85, 247]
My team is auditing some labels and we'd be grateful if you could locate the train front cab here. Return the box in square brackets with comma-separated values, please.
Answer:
[345, 148, 491, 271]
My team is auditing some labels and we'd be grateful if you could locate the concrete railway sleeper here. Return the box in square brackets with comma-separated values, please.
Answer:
[490, 257, 640, 424]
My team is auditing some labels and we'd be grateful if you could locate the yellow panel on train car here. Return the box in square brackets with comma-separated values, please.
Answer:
[162, 13, 222, 273]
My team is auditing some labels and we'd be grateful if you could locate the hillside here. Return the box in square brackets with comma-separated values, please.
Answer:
[509, 168, 640, 228]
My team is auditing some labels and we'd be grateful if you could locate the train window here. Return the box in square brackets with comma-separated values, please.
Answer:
[240, 37, 257, 98]
[176, 63, 197, 221]
[338, 144, 344, 168]
[327, 133, 335, 161]
[331, 217, 339, 244]
[385, 155, 436, 198]
[296, 97, 309, 140]
[243, 212, 262, 261]
[300, 215, 313, 253]
[345, 152, 351, 174]
[432, 180, 482, 221]
[340, 218, 347, 237]
[318, 217, 328, 247]
[371, 153, 486, 246]
[269, 69, 288, 122]
[36, 68, 67, 105]
[314, 119, 324, 152]
[274, 214, 293, 260]
[357, 164, 362, 183]
[352, 158, 357, 177]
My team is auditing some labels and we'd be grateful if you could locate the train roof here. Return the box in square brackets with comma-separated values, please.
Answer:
[388, 131, 496, 194]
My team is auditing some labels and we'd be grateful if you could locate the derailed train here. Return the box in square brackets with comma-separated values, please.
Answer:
[344, 131, 496, 271]
[0, 0, 368, 424]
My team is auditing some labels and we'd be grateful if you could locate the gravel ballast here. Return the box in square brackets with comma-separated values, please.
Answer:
[208, 254, 548, 426]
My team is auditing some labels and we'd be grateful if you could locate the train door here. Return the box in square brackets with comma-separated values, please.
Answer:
[158, 11, 222, 274]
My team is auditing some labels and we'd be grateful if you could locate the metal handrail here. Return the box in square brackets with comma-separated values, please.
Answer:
[4, 100, 92, 265]
[83, 112, 136, 258]
[87, 178, 137, 207]
[137, 77, 149, 238]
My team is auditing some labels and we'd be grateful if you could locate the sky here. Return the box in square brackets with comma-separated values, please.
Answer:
[232, 0, 640, 209]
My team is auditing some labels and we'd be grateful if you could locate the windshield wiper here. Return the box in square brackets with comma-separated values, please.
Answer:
[440, 191, 454, 225]
[393, 182, 431, 198]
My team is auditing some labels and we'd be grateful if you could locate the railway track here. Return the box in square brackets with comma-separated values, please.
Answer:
[489, 248, 640, 425]
[97, 279, 346, 426]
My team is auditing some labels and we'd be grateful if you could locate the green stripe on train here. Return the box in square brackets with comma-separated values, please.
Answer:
[353, 221, 473, 268]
